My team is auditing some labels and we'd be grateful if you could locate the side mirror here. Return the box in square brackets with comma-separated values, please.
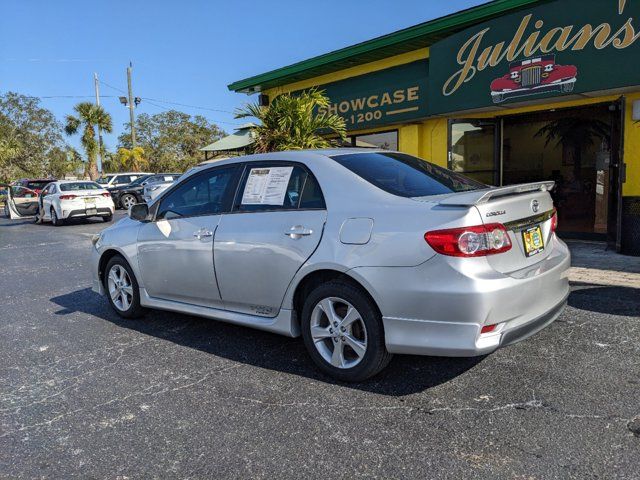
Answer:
[129, 203, 149, 221]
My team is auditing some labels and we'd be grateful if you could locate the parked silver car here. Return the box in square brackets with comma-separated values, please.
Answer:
[91, 149, 570, 381]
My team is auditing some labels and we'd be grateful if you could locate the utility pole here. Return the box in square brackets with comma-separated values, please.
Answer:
[94, 72, 104, 173]
[127, 63, 137, 147]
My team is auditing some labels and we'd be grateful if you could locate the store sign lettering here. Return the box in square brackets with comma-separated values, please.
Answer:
[300, 60, 429, 130]
[444, 0, 639, 96]
[428, 0, 640, 114]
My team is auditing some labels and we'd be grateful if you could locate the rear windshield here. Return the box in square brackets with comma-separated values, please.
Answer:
[26, 181, 51, 190]
[331, 152, 485, 198]
[59, 182, 102, 191]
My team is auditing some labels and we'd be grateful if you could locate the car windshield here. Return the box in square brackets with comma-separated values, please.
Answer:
[129, 175, 151, 186]
[26, 181, 52, 190]
[96, 175, 114, 184]
[331, 152, 486, 198]
[59, 182, 102, 191]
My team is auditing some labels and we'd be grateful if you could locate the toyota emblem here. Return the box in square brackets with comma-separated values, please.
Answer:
[531, 199, 540, 213]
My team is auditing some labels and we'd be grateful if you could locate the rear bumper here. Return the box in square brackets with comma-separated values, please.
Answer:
[352, 236, 571, 357]
[62, 207, 113, 219]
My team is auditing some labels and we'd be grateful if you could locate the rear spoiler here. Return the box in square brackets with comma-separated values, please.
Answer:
[439, 181, 555, 206]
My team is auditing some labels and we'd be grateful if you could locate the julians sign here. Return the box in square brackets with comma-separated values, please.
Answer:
[310, 60, 429, 131]
[428, 0, 640, 114]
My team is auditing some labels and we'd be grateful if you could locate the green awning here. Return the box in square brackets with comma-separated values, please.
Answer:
[200, 123, 255, 152]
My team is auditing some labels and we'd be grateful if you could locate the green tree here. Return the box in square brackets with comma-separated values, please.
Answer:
[118, 110, 225, 172]
[0, 92, 65, 182]
[64, 102, 113, 180]
[235, 88, 346, 153]
[117, 146, 149, 171]
[47, 146, 84, 179]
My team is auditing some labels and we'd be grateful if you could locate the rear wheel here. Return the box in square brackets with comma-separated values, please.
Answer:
[120, 194, 137, 210]
[301, 280, 392, 382]
[50, 207, 63, 226]
[104, 255, 145, 318]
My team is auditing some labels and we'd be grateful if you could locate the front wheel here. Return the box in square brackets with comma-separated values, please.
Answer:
[301, 280, 392, 382]
[104, 255, 145, 319]
[120, 194, 137, 210]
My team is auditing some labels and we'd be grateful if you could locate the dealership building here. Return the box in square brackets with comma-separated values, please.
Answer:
[229, 0, 640, 255]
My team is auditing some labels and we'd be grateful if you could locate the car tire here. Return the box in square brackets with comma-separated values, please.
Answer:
[104, 255, 145, 319]
[301, 280, 392, 382]
[103, 214, 113, 222]
[120, 194, 136, 210]
[50, 207, 64, 226]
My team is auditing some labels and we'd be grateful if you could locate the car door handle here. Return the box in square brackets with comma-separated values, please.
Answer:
[285, 225, 313, 239]
[193, 229, 213, 240]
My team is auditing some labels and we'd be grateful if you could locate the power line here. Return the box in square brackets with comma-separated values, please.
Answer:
[99, 79, 235, 114]
[140, 96, 234, 114]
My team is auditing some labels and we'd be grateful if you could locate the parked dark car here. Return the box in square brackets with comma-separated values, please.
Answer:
[109, 173, 181, 209]
[14, 178, 56, 195]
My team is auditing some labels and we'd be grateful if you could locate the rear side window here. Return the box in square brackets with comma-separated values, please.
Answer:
[157, 166, 238, 220]
[235, 164, 325, 212]
[331, 152, 485, 198]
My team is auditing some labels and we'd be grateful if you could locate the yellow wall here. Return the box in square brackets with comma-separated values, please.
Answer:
[266, 48, 640, 197]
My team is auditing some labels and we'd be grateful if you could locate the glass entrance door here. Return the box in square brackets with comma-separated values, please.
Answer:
[448, 119, 500, 186]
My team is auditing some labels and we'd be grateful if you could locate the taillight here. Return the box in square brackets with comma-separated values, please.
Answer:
[59, 194, 77, 201]
[551, 209, 558, 234]
[424, 223, 512, 257]
[101, 193, 111, 197]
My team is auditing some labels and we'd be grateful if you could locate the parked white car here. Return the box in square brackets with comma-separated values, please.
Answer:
[96, 172, 151, 189]
[40, 180, 115, 225]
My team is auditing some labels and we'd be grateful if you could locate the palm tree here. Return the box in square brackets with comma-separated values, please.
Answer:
[64, 102, 112, 179]
[235, 88, 346, 153]
[117, 146, 149, 171]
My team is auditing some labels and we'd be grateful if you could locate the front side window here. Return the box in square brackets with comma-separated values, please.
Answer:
[331, 152, 485, 198]
[235, 165, 325, 212]
[157, 167, 237, 220]
[115, 175, 132, 184]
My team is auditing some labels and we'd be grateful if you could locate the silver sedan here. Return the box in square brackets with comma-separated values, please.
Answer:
[90, 149, 570, 381]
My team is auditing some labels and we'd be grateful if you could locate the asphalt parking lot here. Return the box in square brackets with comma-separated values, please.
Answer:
[1, 212, 638, 479]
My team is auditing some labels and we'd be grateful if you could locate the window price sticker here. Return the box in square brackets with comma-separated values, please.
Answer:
[241, 167, 293, 205]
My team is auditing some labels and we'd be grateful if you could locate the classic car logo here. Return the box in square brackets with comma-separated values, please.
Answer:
[490, 55, 578, 104]
[531, 199, 540, 213]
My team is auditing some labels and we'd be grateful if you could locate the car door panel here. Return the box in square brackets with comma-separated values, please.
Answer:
[136, 165, 239, 308]
[213, 162, 327, 317]
[137, 215, 222, 307]
[215, 210, 326, 316]
[3, 185, 39, 217]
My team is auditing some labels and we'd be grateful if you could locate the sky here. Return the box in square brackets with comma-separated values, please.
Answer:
[0, 0, 486, 152]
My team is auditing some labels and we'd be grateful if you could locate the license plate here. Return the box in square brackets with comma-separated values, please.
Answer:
[522, 225, 544, 257]
[86, 208, 97, 215]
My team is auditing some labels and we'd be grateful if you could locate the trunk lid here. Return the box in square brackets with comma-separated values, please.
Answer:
[437, 182, 556, 274]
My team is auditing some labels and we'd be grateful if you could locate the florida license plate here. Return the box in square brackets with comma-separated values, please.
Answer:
[522, 225, 544, 257]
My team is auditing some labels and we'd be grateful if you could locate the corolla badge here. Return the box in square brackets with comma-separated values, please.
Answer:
[531, 199, 540, 213]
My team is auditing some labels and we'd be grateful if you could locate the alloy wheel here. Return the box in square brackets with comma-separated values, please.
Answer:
[121, 195, 136, 209]
[310, 297, 368, 369]
[107, 264, 134, 312]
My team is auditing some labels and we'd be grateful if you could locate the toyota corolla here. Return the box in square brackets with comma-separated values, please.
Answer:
[91, 149, 570, 381]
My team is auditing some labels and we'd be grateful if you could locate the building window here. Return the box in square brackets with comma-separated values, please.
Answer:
[350, 130, 398, 150]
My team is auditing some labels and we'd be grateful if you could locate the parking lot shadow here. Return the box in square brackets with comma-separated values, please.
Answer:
[50, 288, 485, 395]
[568, 283, 640, 317]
